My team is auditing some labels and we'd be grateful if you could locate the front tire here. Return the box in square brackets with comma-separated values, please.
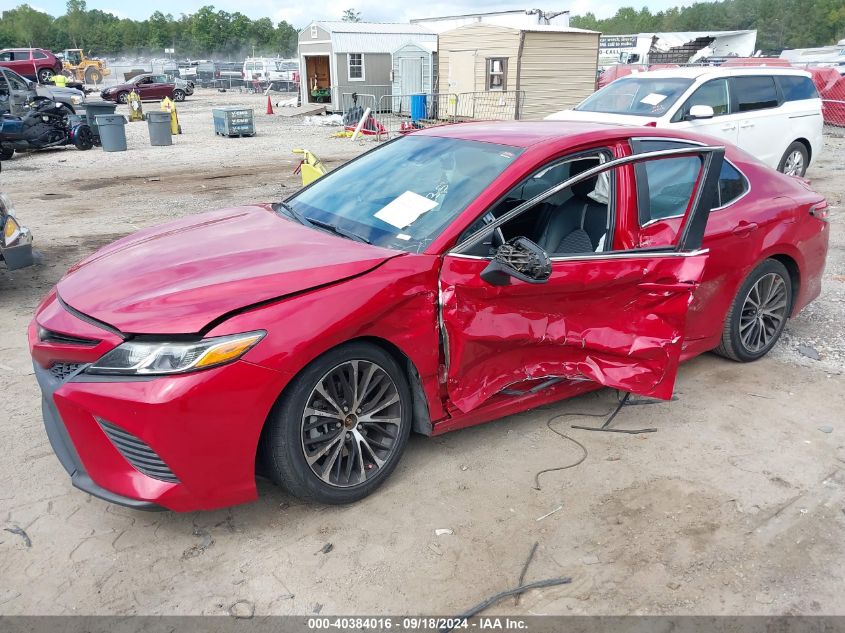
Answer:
[73, 124, 94, 150]
[117, 91, 129, 104]
[778, 142, 809, 177]
[262, 342, 412, 504]
[85, 68, 103, 84]
[0, 145, 13, 160]
[715, 259, 792, 362]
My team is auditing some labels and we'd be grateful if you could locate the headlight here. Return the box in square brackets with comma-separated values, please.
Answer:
[70, 95, 83, 105]
[86, 331, 265, 376]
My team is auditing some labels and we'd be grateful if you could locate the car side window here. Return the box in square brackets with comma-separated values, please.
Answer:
[777, 75, 819, 101]
[717, 161, 749, 208]
[673, 78, 730, 122]
[6, 72, 28, 91]
[0, 52, 11, 62]
[459, 150, 616, 257]
[633, 138, 748, 222]
[32, 50, 47, 60]
[732, 76, 779, 112]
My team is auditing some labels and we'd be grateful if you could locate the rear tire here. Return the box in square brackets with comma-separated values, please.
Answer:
[173, 89, 186, 102]
[0, 145, 14, 160]
[37, 68, 54, 83]
[261, 341, 412, 504]
[714, 259, 792, 362]
[778, 142, 809, 177]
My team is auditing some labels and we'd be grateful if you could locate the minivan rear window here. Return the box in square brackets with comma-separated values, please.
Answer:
[777, 75, 819, 101]
[733, 76, 779, 111]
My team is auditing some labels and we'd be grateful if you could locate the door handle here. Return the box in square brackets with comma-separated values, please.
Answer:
[638, 281, 697, 293]
[732, 221, 758, 236]
[720, 125, 736, 131]
[739, 122, 754, 129]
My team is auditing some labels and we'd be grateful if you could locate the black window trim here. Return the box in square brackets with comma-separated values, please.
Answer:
[630, 137, 751, 227]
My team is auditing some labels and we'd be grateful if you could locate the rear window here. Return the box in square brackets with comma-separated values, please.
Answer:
[733, 76, 779, 111]
[777, 75, 819, 101]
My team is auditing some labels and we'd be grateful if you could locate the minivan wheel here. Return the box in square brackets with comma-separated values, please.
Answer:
[715, 259, 792, 362]
[262, 342, 412, 504]
[778, 142, 808, 177]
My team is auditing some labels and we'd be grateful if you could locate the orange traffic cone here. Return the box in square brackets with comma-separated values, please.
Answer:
[266, 95, 274, 115]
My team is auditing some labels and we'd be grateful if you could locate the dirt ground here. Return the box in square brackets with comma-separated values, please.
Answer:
[1, 90, 844, 617]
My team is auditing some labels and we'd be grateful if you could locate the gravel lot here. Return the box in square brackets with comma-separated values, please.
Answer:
[1, 90, 844, 617]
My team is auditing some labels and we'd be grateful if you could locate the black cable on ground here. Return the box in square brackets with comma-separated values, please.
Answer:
[532, 393, 630, 490]
[441, 577, 573, 633]
[514, 541, 539, 606]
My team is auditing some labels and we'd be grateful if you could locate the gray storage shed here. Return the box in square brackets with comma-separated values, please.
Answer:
[298, 21, 437, 113]
[390, 42, 437, 114]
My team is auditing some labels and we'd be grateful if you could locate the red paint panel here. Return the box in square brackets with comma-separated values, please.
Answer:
[57, 205, 399, 334]
[439, 252, 708, 413]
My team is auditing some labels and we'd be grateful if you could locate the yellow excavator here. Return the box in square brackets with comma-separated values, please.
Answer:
[60, 49, 111, 85]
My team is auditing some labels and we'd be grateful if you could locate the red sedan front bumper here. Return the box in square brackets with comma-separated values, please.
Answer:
[29, 298, 286, 512]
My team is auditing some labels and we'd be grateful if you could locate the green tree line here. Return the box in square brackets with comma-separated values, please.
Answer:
[571, 0, 845, 52]
[0, 0, 299, 58]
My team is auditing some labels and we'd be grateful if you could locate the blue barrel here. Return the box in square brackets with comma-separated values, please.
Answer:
[410, 94, 427, 122]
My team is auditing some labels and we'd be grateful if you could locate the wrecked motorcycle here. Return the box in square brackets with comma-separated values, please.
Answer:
[0, 193, 35, 270]
[0, 97, 94, 160]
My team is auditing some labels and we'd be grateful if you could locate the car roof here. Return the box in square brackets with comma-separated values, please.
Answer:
[414, 120, 632, 148]
[618, 66, 812, 80]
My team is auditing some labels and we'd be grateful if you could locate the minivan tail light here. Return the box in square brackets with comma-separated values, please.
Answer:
[809, 201, 829, 221]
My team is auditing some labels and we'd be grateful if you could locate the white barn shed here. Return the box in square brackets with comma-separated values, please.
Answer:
[390, 42, 437, 113]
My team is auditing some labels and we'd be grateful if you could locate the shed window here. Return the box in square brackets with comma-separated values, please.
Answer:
[348, 53, 364, 80]
[487, 58, 507, 91]
[310, 25, 318, 38]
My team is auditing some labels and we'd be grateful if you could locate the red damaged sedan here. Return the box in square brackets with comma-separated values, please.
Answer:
[29, 122, 829, 511]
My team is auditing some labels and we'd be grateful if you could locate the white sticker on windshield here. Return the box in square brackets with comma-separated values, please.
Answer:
[640, 93, 667, 106]
[374, 191, 438, 229]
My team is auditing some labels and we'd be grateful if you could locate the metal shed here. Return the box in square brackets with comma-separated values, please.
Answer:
[390, 42, 437, 114]
[297, 21, 437, 113]
[438, 22, 600, 120]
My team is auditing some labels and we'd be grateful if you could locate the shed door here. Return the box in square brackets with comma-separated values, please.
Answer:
[400, 57, 424, 96]
[448, 51, 476, 117]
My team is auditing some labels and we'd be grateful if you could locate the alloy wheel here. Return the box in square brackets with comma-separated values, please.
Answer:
[301, 360, 402, 488]
[783, 150, 804, 177]
[739, 272, 788, 353]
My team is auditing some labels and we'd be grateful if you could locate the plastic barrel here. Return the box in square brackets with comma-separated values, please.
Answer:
[146, 111, 173, 146]
[94, 114, 128, 152]
[410, 94, 427, 122]
[81, 100, 117, 140]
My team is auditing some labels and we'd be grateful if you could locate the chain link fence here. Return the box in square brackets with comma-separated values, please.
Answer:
[346, 91, 526, 141]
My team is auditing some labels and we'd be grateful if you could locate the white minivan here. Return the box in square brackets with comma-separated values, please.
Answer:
[546, 67, 824, 177]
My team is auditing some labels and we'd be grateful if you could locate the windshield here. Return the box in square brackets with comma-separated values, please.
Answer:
[276, 61, 297, 71]
[282, 135, 522, 253]
[576, 76, 694, 117]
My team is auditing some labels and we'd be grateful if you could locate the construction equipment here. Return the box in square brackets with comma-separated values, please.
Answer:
[60, 49, 111, 85]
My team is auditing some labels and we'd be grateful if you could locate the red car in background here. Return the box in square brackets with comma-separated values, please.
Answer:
[29, 122, 829, 512]
[0, 48, 63, 84]
[100, 73, 187, 103]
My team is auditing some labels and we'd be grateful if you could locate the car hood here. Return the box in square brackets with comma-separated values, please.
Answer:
[57, 204, 402, 334]
[544, 109, 658, 126]
[35, 85, 84, 99]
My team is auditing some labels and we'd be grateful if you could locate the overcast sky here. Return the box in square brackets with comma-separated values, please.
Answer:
[3, 0, 695, 26]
